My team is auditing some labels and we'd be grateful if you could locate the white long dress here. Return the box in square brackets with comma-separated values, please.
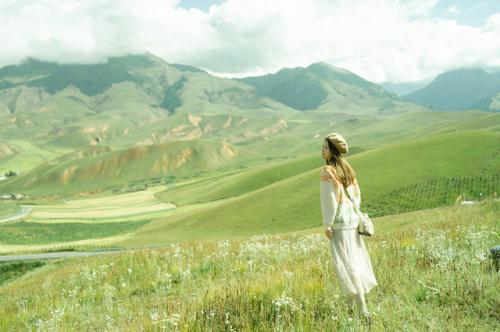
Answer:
[320, 166, 377, 295]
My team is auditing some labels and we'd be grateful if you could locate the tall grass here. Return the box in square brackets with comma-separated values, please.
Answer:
[0, 200, 498, 331]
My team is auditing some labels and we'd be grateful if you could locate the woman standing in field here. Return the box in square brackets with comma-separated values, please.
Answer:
[320, 133, 377, 323]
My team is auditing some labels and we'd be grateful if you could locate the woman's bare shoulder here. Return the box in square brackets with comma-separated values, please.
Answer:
[320, 165, 335, 175]
[320, 165, 330, 172]
[320, 165, 340, 184]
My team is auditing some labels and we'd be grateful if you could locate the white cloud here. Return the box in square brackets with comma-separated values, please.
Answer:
[446, 4, 460, 16]
[1, 0, 499, 82]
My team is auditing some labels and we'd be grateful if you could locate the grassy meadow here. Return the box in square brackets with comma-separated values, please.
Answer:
[0, 200, 498, 331]
[0, 80, 499, 330]
[0, 202, 21, 218]
[0, 129, 498, 252]
[118, 130, 499, 247]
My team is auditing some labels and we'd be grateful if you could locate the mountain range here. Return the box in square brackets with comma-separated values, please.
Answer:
[0, 53, 425, 179]
[404, 68, 500, 112]
[0, 53, 498, 196]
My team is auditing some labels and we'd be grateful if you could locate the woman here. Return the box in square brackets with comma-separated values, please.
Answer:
[320, 133, 377, 322]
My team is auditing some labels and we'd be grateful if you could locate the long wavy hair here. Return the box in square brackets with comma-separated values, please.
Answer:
[324, 138, 356, 187]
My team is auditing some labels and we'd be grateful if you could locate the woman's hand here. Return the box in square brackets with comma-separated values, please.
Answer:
[324, 227, 333, 239]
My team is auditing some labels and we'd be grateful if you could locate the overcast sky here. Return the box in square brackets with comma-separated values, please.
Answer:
[1, 0, 499, 82]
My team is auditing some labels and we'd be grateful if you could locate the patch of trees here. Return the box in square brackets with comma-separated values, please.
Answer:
[4, 170, 18, 177]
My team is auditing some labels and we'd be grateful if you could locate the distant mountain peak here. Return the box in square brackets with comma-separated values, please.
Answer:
[240, 60, 395, 111]
[405, 67, 500, 111]
[306, 61, 350, 74]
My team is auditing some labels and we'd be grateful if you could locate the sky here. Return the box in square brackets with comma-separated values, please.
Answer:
[1, 0, 500, 83]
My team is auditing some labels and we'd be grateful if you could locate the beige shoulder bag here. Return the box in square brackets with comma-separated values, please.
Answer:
[344, 184, 374, 237]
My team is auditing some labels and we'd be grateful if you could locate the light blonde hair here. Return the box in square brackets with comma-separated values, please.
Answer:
[324, 138, 356, 187]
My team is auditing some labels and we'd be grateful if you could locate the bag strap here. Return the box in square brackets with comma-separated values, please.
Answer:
[343, 184, 353, 202]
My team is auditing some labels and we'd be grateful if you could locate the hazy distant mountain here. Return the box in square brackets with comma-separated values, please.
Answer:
[241, 62, 399, 112]
[0, 54, 423, 141]
[380, 79, 431, 96]
[404, 68, 500, 111]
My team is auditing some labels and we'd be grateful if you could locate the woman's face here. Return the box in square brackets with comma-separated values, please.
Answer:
[322, 140, 332, 160]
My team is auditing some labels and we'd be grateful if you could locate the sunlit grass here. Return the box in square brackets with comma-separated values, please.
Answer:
[0, 202, 20, 218]
[0, 220, 148, 245]
[0, 200, 498, 331]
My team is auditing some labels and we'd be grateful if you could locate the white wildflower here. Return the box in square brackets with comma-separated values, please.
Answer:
[281, 270, 293, 279]
[165, 313, 181, 327]
[150, 310, 159, 324]
[217, 240, 231, 257]
[181, 266, 192, 282]
[272, 295, 299, 312]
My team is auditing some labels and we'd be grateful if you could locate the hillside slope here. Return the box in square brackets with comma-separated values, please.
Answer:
[122, 130, 499, 245]
[405, 68, 500, 111]
[0, 140, 240, 195]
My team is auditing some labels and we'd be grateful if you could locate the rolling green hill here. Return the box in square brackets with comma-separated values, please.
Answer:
[157, 153, 324, 206]
[119, 130, 500, 246]
[365, 173, 499, 217]
[0, 129, 497, 254]
[0, 139, 241, 195]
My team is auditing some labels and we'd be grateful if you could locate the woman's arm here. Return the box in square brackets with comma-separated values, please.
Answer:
[320, 167, 340, 230]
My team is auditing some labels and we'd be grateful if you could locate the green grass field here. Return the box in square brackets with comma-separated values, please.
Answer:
[0, 202, 21, 219]
[0, 220, 148, 245]
[365, 173, 499, 217]
[1, 57, 499, 330]
[0, 200, 498, 331]
[0, 261, 46, 286]
[0, 129, 497, 253]
[156, 153, 323, 206]
[115, 130, 499, 247]
[0, 188, 178, 253]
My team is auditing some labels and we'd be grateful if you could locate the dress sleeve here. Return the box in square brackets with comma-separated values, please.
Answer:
[352, 179, 361, 209]
[320, 166, 340, 229]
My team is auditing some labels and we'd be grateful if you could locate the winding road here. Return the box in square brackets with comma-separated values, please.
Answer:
[0, 249, 125, 262]
[0, 243, 176, 262]
[0, 205, 32, 224]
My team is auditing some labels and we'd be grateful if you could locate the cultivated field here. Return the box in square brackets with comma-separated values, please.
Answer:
[0, 188, 176, 254]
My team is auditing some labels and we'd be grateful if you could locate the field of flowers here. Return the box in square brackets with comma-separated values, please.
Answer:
[0, 200, 498, 331]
